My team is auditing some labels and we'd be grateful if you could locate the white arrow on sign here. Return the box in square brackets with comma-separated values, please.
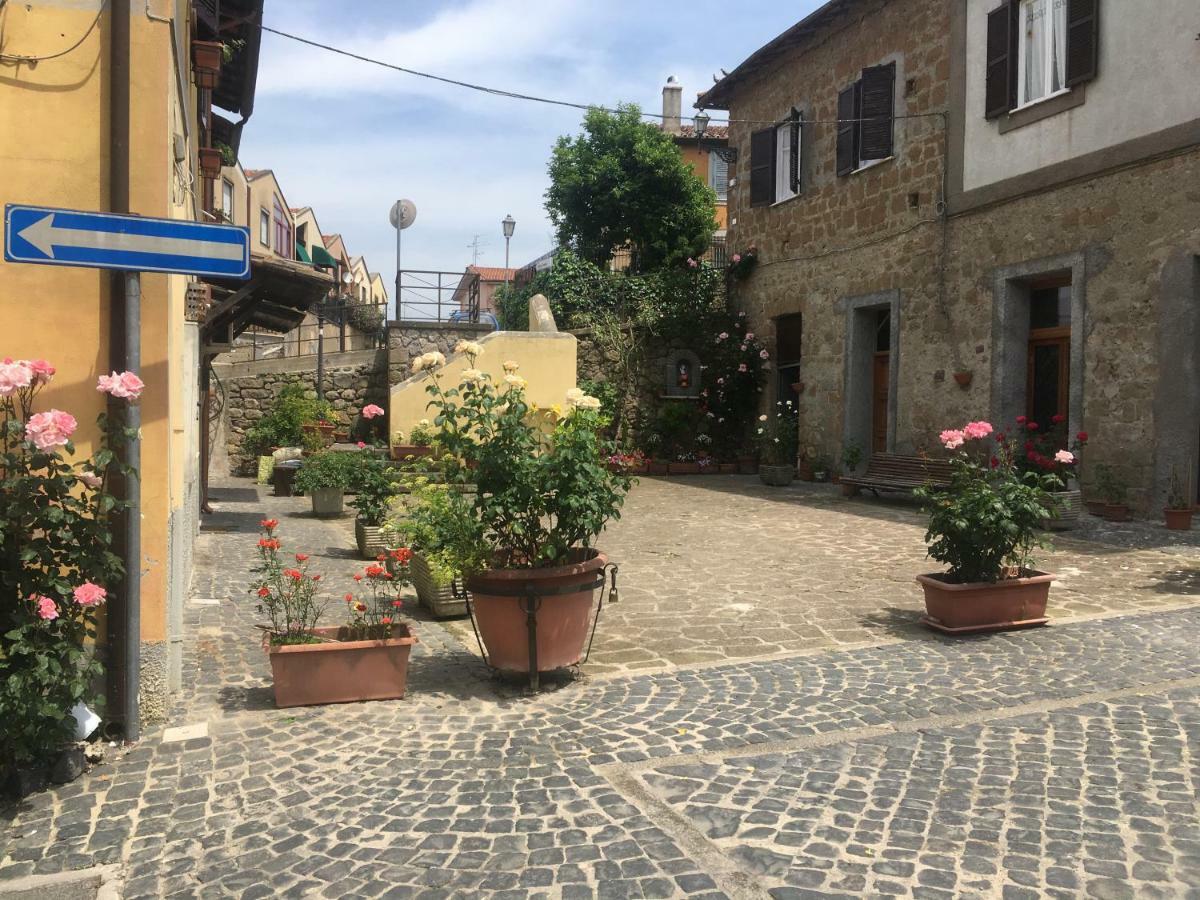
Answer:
[18, 213, 245, 262]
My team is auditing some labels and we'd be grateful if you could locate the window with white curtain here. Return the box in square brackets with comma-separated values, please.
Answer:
[708, 151, 728, 201]
[1017, 0, 1068, 107]
[774, 121, 797, 203]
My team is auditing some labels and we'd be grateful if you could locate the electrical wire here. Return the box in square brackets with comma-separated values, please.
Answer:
[0, 0, 109, 63]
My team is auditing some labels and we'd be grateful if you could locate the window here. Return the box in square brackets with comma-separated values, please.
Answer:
[708, 151, 728, 201]
[296, 223, 308, 258]
[985, 0, 1098, 119]
[748, 109, 801, 207]
[837, 63, 895, 177]
[273, 199, 290, 258]
[221, 179, 234, 219]
[1026, 278, 1071, 424]
[775, 313, 803, 402]
[259, 209, 270, 247]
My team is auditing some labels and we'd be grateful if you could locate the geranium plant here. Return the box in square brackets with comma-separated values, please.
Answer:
[409, 343, 631, 572]
[1, 358, 139, 767]
[917, 421, 1058, 584]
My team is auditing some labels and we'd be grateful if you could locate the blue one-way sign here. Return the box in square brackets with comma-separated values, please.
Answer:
[4, 205, 251, 279]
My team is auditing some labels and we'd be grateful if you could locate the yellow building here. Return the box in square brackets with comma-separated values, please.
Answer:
[0, 0, 268, 731]
[661, 76, 729, 233]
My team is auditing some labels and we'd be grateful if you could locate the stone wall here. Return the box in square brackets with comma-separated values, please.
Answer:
[386, 321, 494, 384]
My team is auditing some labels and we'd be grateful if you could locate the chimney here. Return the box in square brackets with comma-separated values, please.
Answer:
[662, 76, 682, 135]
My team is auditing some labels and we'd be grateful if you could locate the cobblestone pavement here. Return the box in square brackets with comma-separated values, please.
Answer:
[1, 477, 1199, 898]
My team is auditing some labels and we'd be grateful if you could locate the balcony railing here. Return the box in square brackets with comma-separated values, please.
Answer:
[229, 298, 388, 362]
[395, 269, 479, 324]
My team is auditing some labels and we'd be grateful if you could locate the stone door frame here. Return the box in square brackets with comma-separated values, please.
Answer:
[839, 289, 901, 456]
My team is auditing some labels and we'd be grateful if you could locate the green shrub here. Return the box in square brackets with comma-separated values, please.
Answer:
[241, 383, 336, 458]
[294, 450, 359, 494]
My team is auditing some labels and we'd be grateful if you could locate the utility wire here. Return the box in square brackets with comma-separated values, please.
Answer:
[0, 0, 108, 62]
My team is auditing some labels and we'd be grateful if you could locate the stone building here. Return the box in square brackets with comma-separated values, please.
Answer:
[698, 0, 1200, 513]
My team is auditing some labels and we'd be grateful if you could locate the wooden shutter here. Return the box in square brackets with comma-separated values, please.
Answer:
[749, 128, 775, 208]
[858, 63, 895, 161]
[984, 2, 1016, 119]
[835, 84, 858, 176]
[1065, 0, 1099, 86]
[790, 110, 802, 193]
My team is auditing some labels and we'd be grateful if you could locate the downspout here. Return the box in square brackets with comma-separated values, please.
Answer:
[109, 0, 141, 741]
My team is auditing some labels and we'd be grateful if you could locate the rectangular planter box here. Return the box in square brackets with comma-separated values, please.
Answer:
[916, 570, 1053, 634]
[267, 625, 417, 707]
[356, 519, 387, 559]
[411, 551, 467, 618]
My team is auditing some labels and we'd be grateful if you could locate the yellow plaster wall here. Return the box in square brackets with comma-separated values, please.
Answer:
[389, 332, 579, 441]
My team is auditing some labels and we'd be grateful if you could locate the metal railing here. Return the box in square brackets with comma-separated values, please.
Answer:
[394, 269, 480, 324]
[609, 235, 728, 273]
[229, 298, 389, 362]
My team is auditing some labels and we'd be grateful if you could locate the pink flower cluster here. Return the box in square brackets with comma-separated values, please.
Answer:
[0, 358, 54, 396]
[28, 583, 107, 621]
[97, 370, 145, 401]
[25, 409, 77, 450]
[940, 420, 994, 450]
[361, 404, 385, 419]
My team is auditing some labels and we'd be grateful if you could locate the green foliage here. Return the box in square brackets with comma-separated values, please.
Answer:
[248, 522, 326, 645]
[545, 104, 717, 271]
[385, 479, 472, 587]
[242, 383, 337, 458]
[1, 379, 129, 767]
[643, 401, 704, 461]
[1094, 463, 1126, 505]
[698, 313, 769, 458]
[754, 401, 799, 466]
[841, 440, 864, 473]
[294, 449, 360, 494]
[1167, 466, 1190, 510]
[348, 453, 397, 526]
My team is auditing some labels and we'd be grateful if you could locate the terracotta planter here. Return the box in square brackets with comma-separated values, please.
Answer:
[410, 550, 466, 617]
[390, 444, 432, 462]
[466, 550, 607, 674]
[627, 462, 649, 476]
[670, 461, 700, 475]
[953, 371, 973, 387]
[647, 459, 670, 475]
[197, 146, 222, 178]
[1164, 508, 1194, 531]
[355, 518, 387, 559]
[1103, 503, 1130, 522]
[1043, 489, 1082, 531]
[1085, 499, 1107, 516]
[759, 464, 795, 487]
[267, 624, 417, 708]
[191, 40, 223, 74]
[310, 487, 344, 518]
[302, 422, 336, 447]
[797, 461, 815, 482]
[916, 570, 1053, 634]
[718, 463, 738, 474]
[841, 482, 857, 497]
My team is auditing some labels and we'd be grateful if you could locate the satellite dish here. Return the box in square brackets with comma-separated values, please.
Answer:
[389, 199, 417, 230]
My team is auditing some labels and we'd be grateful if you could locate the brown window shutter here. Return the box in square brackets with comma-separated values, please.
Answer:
[1066, 0, 1099, 86]
[858, 63, 895, 160]
[790, 109, 802, 193]
[749, 128, 775, 207]
[984, 2, 1016, 119]
[836, 85, 858, 176]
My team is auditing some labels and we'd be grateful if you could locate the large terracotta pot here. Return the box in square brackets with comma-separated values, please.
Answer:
[466, 550, 607, 674]
[267, 625, 417, 708]
[1103, 503, 1131, 522]
[1164, 508, 1194, 531]
[916, 570, 1053, 634]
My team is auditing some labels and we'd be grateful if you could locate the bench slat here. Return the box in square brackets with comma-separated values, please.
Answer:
[844, 453, 953, 494]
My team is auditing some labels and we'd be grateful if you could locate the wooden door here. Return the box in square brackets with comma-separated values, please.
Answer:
[872, 352, 889, 453]
[1026, 332, 1070, 425]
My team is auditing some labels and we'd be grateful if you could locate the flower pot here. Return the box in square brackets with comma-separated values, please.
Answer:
[916, 570, 1053, 634]
[466, 549, 607, 674]
[953, 371, 973, 387]
[841, 482, 857, 497]
[759, 464, 795, 487]
[310, 487, 344, 518]
[1085, 499, 1107, 516]
[628, 462, 649, 476]
[355, 518, 387, 559]
[647, 459, 670, 476]
[191, 40, 223, 74]
[1164, 508, 1194, 531]
[797, 461, 815, 482]
[1102, 503, 1130, 522]
[1043, 489, 1082, 531]
[411, 550, 466, 617]
[267, 624, 417, 708]
[390, 444, 432, 462]
[718, 463, 738, 474]
[669, 461, 700, 475]
[198, 146, 222, 179]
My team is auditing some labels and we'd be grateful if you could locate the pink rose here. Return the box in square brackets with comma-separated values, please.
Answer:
[0, 359, 33, 396]
[738, 363, 748, 373]
[28, 359, 55, 385]
[1054, 450, 1075, 464]
[732, 253, 742, 263]
[34, 595, 58, 620]
[963, 421, 993, 441]
[687, 258, 698, 268]
[97, 370, 145, 400]
[718, 332, 729, 340]
[759, 349, 770, 360]
[357, 441, 367, 449]
[361, 404, 385, 420]
[73, 582, 107, 607]
[25, 409, 77, 450]
[940, 429, 966, 450]
[79, 470, 103, 489]
[745, 332, 755, 340]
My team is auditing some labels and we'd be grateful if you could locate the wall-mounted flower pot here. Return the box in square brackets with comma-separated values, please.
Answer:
[759, 464, 795, 487]
[917, 570, 1053, 634]
[1164, 508, 1194, 531]
[952, 371, 973, 388]
[191, 40, 222, 88]
[791, 381, 805, 394]
[310, 487, 344, 518]
[267, 624, 417, 708]
[198, 147, 222, 179]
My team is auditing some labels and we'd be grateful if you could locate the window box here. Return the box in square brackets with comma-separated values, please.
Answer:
[198, 147, 222, 179]
[191, 40, 222, 89]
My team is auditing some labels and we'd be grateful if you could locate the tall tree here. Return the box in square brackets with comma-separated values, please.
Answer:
[545, 104, 717, 271]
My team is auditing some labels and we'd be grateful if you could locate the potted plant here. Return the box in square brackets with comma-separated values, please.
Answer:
[198, 146, 222, 179]
[349, 451, 396, 558]
[914, 421, 1058, 634]
[1164, 466, 1193, 531]
[410, 349, 629, 682]
[1011, 415, 1087, 530]
[386, 480, 469, 618]
[841, 440, 863, 496]
[812, 454, 831, 483]
[1095, 464, 1129, 521]
[191, 40, 222, 89]
[250, 521, 417, 707]
[755, 402, 799, 486]
[295, 450, 357, 518]
[391, 418, 436, 461]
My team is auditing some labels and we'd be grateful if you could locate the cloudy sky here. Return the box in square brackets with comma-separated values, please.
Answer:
[241, 0, 818, 309]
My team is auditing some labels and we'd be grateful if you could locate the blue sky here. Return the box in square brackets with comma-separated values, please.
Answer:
[241, 0, 818, 301]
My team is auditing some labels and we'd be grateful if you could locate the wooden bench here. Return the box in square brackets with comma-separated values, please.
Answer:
[840, 453, 954, 496]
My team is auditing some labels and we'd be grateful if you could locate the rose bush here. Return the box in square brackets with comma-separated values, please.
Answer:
[1, 358, 137, 768]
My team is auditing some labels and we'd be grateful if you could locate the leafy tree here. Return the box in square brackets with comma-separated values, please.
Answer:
[545, 105, 717, 271]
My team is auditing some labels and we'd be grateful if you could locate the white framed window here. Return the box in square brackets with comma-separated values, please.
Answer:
[259, 209, 270, 247]
[221, 179, 234, 218]
[708, 151, 728, 201]
[774, 121, 797, 204]
[1016, 0, 1067, 107]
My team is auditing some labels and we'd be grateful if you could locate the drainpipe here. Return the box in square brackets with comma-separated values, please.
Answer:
[109, 0, 142, 741]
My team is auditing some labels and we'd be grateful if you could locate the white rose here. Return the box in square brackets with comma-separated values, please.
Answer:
[423, 351, 446, 368]
[502, 360, 520, 373]
[576, 395, 602, 411]
[758, 414, 768, 422]
[455, 340, 484, 357]
[565, 387, 584, 404]
[504, 374, 527, 388]
[460, 368, 484, 385]
[411, 356, 427, 372]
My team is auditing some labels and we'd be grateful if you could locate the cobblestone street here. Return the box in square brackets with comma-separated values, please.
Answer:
[3, 476, 1200, 898]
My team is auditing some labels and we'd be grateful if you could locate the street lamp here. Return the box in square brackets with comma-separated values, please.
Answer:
[693, 110, 710, 140]
[501, 214, 516, 282]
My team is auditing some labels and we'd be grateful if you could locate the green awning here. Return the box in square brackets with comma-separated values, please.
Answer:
[295, 242, 312, 263]
[311, 244, 338, 268]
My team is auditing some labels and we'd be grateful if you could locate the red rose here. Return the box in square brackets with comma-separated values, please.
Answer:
[257, 586, 270, 598]
[391, 600, 403, 608]
[381, 616, 392, 625]
[344, 593, 354, 603]
[1027, 421, 1038, 431]
[1051, 414, 1065, 424]
[990, 457, 999, 469]
[295, 553, 309, 562]
[1077, 431, 1088, 442]
[1016, 416, 1026, 424]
